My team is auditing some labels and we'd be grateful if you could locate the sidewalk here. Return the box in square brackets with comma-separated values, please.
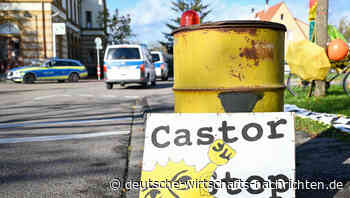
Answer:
[125, 94, 350, 198]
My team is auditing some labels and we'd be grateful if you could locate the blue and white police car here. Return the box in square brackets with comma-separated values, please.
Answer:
[6, 58, 88, 83]
[103, 44, 156, 89]
[151, 51, 168, 81]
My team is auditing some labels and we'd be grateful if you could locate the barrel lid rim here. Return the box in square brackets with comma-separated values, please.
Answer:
[171, 20, 287, 35]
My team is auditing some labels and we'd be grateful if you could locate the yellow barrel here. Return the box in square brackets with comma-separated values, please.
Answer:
[172, 21, 287, 113]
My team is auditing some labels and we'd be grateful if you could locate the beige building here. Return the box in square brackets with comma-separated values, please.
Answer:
[255, 2, 309, 56]
[0, 0, 107, 75]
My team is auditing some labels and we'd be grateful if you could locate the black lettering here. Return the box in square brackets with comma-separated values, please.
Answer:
[151, 126, 170, 148]
[221, 172, 241, 195]
[267, 119, 286, 139]
[219, 121, 238, 143]
[220, 149, 232, 161]
[242, 123, 263, 141]
[174, 129, 192, 146]
[268, 174, 290, 198]
[246, 175, 265, 194]
[197, 127, 214, 145]
[212, 142, 224, 152]
[209, 172, 218, 195]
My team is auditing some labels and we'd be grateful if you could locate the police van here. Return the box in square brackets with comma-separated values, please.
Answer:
[103, 44, 156, 89]
[151, 51, 169, 81]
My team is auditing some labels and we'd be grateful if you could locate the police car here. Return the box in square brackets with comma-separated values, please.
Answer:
[6, 58, 88, 83]
[104, 44, 156, 89]
[151, 51, 169, 81]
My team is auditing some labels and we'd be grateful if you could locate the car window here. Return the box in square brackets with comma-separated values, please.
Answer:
[65, 61, 80, 66]
[151, 53, 160, 62]
[52, 61, 66, 66]
[107, 48, 141, 60]
[71, 61, 80, 66]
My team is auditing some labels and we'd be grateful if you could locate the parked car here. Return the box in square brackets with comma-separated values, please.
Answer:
[6, 58, 88, 83]
[103, 44, 156, 89]
[151, 51, 168, 81]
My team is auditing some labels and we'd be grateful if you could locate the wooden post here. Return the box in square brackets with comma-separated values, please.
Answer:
[314, 0, 328, 97]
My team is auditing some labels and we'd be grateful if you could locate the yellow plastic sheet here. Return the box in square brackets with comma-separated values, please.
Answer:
[286, 40, 331, 81]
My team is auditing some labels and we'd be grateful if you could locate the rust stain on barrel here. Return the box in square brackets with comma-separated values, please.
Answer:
[240, 40, 259, 66]
[239, 40, 274, 66]
[233, 28, 257, 36]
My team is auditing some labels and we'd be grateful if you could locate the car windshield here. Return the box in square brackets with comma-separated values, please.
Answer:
[151, 53, 160, 62]
[107, 48, 141, 60]
[41, 60, 52, 67]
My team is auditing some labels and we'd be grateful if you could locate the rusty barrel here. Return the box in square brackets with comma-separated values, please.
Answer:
[172, 21, 287, 113]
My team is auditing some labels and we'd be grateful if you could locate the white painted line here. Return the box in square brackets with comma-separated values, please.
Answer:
[34, 95, 72, 100]
[124, 96, 139, 99]
[79, 94, 94, 97]
[34, 95, 58, 100]
[0, 131, 130, 144]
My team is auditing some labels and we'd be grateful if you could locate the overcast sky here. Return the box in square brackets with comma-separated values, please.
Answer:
[106, 0, 350, 44]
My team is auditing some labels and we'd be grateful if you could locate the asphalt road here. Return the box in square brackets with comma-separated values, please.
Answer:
[0, 79, 173, 198]
[1, 79, 350, 198]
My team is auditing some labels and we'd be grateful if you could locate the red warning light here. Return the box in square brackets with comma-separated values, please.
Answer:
[309, 0, 317, 9]
[180, 10, 200, 27]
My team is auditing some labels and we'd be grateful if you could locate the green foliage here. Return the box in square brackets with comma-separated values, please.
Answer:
[328, 25, 347, 42]
[103, 9, 134, 44]
[286, 86, 350, 141]
[338, 16, 350, 42]
[148, 42, 167, 54]
[295, 117, 350, 142]
[161, 0, 212, 54]
[285, 85, 350, 116]
[295, 116, 330, 135]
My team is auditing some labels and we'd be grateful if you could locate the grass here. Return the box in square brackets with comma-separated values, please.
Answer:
[285, 85, 350, 141]
[295, 117, 350, 141]
[285, 85, 350, 116]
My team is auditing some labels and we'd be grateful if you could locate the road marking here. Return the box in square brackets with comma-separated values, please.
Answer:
[34, 94, 140, 100]
[34, 95, 72, 100]
[0, 131, 130, 144]
[0, 116, 136, 129]
[79, 94, 94, 97]
[124, 96, 139, 99]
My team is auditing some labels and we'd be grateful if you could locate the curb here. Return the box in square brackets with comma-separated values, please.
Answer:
[124, 96, 174, 197]
[124, 97, 150, 198]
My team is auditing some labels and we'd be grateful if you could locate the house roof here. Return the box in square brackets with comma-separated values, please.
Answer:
[255, 2, 308, 39]
[255, 2, 283, 21]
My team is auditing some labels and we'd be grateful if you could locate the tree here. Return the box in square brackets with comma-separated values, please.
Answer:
[100, 9, 134, 44]
[338, 16, 350, 42]
[160, 0, 211, 54]
[148, 42, 167, 54]
[314, 0, 328, 97]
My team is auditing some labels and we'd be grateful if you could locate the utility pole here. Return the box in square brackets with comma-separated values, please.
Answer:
[314, 0, 328, 97]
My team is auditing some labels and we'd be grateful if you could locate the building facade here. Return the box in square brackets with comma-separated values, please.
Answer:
[0, 0, 107, 75]
[255, 2, 309, 56]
